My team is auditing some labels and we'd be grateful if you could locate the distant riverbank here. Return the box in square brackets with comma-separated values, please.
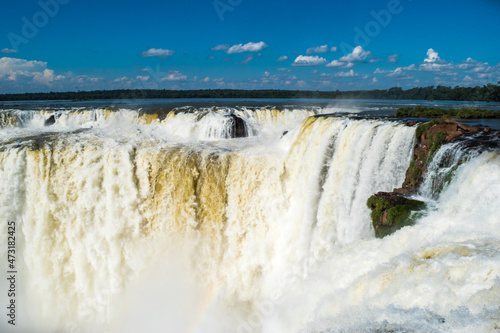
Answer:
[1, 84, 500, 102]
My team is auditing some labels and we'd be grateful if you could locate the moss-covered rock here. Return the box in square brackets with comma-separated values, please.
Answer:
[367, 192, 426, 238]
[367, 195, 389, 225]
[415, 119, 440, 139]
[402, 119, 481, 192]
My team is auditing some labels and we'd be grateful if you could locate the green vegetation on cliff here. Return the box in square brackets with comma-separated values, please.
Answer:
[428, 131, 448, 157]
[403, 160, 422, 187]
[415, 119, 440, 138]
[367, 196, 389, 224]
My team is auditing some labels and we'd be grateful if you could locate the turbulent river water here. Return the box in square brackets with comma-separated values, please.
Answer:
[0, 102, 499, 332]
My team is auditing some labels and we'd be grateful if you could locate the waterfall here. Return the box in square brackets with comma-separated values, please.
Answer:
[0, 107, 498, 333]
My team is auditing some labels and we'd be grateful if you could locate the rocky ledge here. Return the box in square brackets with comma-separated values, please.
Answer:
[367, 192, 426, 238]
[368, 118, 496, 238]
[401, 118, 481, 192]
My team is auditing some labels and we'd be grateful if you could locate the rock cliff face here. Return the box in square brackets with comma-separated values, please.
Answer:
[229, 114, 248, 138]
[401, 119, 481, 192]
[368, 118, 494, 238]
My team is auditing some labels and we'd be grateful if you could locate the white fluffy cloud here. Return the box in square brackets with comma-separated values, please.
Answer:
[458, 58, 480, 70]
[292, 55, 327, 67]
[386, 67, 412, 79]
[226, 41, 268, 54]
[161, 71, 187, 81]
[75, 75, 102, 84]
[0, 57, 47, 78]
[140, 48, 175, 58]
[211, 44, 230, 51]
[334, 69, 358, 77]
[462, 75, 477, 85]
[404, 64, 416, 71]
[276, 55, 288, 62]
[458, 58, 476, 70]
[326, 60, 354, 68]
[387, 54, 399, 64]
[339, 46, 372, 62]
[0, 57, 114, 92]
[213, 78, 225, 86]
[33, 69, 65, 84]
[258, 71, 299, 88]
[241, 54, 254, 64]
[419, 48, 452, 71]
[459, 59, 500, 81]
[374, 65, 414, 79]
[424, 48, 440, 63]
[0, 57, 203, 92]
[306, 45, 329, 55]
[1, 48, 17, 54]
[331, 46, 338, 52]
[113, 76, 130, 83]
[370, 49, 500, 86]
[457, 58, 493, 74]
[0, 57, 64, 84]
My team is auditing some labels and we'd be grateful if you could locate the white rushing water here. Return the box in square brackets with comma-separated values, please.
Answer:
[0, 107, 499, 333]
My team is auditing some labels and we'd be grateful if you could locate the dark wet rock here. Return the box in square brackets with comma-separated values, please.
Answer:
[393, 187, 412, 196]
[367, 192, 426, 238]
[229, 114, 247, 138]
[44, 115, 56, 126]
[0, 128, 90, 152]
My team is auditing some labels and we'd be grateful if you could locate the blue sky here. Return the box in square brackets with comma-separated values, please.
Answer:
[0, 0, 499, 93]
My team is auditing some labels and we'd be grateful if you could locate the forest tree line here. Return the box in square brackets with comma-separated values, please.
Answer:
[1, 84, 500, 102]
